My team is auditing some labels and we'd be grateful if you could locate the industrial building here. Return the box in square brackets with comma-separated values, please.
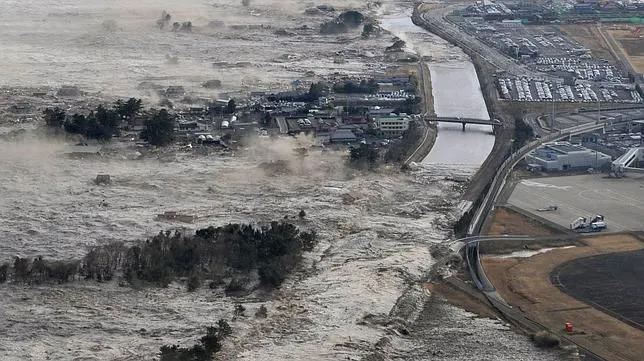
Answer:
[525, 141, 612, 171]
[373, 115, 410, 137]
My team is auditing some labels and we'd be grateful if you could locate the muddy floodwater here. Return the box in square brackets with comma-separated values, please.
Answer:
[0, 0, 380, 98]
[0, 137, 561, 361]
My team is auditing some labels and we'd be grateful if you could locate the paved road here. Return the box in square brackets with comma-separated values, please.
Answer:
[524, 106, 644, 135]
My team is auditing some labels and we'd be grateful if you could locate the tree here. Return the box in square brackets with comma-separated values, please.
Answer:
[13, 257, 31, 283]
[234, 303, 246, 317]
[141, 109, 175, 146]
[308, 82, 327, 99]
[298, 209, 306, 219]
[255, 305, 268, 318]
[43, 107, 66, 128]
[159, 321, 231, 361]
[94, 105, 121, 139]
[187, 274, 201, 292]
[0, 263, 9, 283]
[349, 143, 380, 169]
[361, 23, 374, 39]
[115, 98, 142, 120]
[262, 112, 273, 126]
[226, 99, 236, 115]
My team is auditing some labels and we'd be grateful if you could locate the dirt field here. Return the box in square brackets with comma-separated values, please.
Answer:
[486, 206, 563, 237]
[483, 233, 644, 361]
[554, 249, 644, 330]
[607, 29, 644, 74]
[557, 25, 617, 64]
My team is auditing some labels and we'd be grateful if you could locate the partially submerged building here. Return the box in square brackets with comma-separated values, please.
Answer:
[525, 141, 611, 171]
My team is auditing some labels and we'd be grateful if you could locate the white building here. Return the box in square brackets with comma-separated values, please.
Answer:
[373, 116, 410, 137]
[525, 142, 612, 171]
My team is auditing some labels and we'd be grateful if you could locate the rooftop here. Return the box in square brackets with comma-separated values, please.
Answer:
[546, 142, 587, 153]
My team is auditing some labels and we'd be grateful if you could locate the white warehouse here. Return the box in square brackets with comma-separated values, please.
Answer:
[525, 141, 612, 171]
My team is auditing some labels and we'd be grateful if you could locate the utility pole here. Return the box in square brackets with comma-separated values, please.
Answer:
[596, 99, 600, 169]
[551, 97, 555, 129]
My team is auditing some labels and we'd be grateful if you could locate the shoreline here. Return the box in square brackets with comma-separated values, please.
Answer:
[411, 2, 515, 229]
[404, 61, 437, 165]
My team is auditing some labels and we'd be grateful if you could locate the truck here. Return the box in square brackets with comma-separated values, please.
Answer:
[570, 215, 606, 232]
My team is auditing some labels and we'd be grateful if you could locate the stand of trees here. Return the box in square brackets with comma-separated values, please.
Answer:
[333, 79, 379, 94]
[514, 117, 534, 149]
[349, 142, 380, 169]
[141, 109, 175, 146]
[384, 121, 422, 164]
[43, 98, 179, 147]
[0, 221, 318, 291]
[43, 98, 143, 140]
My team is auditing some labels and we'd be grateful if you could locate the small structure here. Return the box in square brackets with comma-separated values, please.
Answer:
[95, 174, 111, 185]
[156, 211, 197, 224]
[329, 128, 357, 143]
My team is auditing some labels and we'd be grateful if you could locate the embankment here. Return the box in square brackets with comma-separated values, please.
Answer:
[400, 62, 437, 165]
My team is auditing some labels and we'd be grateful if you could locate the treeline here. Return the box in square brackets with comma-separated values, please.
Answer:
[44, 98, 142, 140]
[0, 221, 317, 291]
[333, 79, 379, 94]
[43, 98, 176, 146]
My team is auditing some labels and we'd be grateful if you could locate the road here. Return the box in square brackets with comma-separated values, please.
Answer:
[524, 106, 644, 134]
[458, 235, 606, 361]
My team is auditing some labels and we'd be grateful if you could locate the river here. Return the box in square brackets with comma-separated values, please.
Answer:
[379, 10, 495, 174]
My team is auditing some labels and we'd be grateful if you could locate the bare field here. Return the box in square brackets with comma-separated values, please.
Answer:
[557, 25, 617, 64]
[607, 29, 644, 74]
[483, 233, 644, 361]
[486, 206, 563, 237]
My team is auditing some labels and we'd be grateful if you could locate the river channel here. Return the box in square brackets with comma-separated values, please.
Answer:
[379, 10, 495, 173]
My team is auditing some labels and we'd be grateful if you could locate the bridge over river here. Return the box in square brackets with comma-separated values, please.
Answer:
[423, 115, 503, 131]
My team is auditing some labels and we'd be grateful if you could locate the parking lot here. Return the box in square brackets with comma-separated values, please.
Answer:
[497, 77, 642, 103]
[534, 57, 622, 82]
[451, 16, 644, 104]
[507, 174, 644, 232]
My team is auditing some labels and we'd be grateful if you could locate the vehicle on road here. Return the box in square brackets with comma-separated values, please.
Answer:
[570, 215, 606, 232]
